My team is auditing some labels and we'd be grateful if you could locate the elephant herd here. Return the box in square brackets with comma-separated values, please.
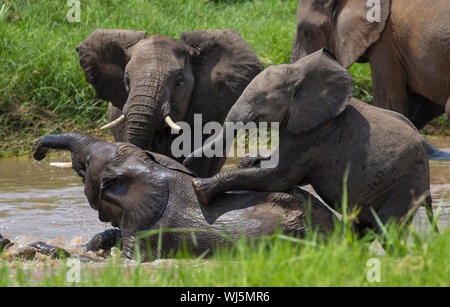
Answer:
[2, 0, 448, 261]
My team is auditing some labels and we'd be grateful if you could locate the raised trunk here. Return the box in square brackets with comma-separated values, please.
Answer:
[184, 111, 242, 175]
[33, 133, 97, 177]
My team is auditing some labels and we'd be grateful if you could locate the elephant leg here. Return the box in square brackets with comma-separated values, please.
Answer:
[446, 98, 450, 117]
[107, 103, 126, 142]
[192, 164, 306, 206]
[83, 229, 122, 252]
[407, 92, 444, 130]
[370, 52, 409, 117]
[357, 182, 427, 235]
[406, 92, 450, 159]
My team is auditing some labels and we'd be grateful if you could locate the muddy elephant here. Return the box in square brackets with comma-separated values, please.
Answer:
[33, 132, 334, 261]
[77, 29, 263, 177]
[290, 0, 450, 159]
[185, 49, 435, 233]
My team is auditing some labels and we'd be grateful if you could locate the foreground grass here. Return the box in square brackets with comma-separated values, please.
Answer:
[1, 224, 449, 287]
[2, 0, 446, 157]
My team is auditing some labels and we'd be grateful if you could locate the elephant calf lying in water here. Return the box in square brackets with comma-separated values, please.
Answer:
[32, 133, 335, 261]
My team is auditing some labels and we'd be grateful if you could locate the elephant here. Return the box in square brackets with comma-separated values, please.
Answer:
[184, 49, 435, 234]
[77, 29, 263, 177]
[290, 0, 450, 159]
[0, 234, 13, 251]
[33, 132, 335, 261]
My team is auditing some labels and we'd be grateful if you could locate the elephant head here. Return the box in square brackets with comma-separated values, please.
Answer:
[184, 48, 353, 167]
[77, 29, 263, 168]
[33, 132, 193, 259]
[290, 0, 391, 67]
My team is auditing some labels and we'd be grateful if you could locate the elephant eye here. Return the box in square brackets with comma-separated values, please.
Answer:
[101, 176, 119, 190]
[254, 97, 264, 105]
[331, 0, 338, 15]
[175, 74, 185, 87]
[123, 74, 131, 93]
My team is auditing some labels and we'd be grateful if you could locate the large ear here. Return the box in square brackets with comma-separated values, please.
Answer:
[180, 30, 263, 126]
[145, 151, 197, 177]
[287, 49, 353, 134]
[76, 29, 147, 107]
[335, 0, 391, 68]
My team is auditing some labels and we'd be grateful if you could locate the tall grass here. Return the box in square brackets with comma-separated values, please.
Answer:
[1, 224, 448, 286]
[0, 0, 379, 157]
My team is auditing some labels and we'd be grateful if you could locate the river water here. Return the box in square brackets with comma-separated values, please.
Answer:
[0, 138, 449, 246]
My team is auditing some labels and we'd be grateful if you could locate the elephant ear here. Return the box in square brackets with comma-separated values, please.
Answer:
[180, 30, 263, 126]
[76, 29, 147, 107]
[335, 0, 391, 68]
[145, 151, 198, 177]
[287, 48, 353, 134]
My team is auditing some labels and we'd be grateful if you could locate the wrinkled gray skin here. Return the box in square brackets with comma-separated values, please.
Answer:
[33, 133, 334, 261]
[77, 29, 263, 177]
[290, 0, 450, 159]
[185, 49, 434, 234]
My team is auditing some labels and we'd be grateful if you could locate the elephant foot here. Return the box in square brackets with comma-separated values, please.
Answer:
[83, 229, 122, 252]
[425, 139, 450, 160]
[192, 178, 218, 206]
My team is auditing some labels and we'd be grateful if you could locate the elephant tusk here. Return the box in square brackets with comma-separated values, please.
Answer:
[165, 116, 181, 132]
[49, 162, 73, 168]
[100, 114, 125, 130]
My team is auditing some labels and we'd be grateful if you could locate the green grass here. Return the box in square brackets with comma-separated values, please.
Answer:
[0, 0, 381, 157]
[1, 224, 449, 287]
[0, 0, 448, 158]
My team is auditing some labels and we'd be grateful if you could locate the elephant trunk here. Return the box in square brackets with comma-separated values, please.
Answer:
[183, 108, 246, 173]
[124, 77, 168, 151]
[33, 132, 97, 178]
[290, 33, 308, 64]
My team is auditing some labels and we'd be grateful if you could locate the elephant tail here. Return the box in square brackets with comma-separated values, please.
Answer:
[424, 195, 439, 233]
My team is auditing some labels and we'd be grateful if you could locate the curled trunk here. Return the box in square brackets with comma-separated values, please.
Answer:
[33, 132, 97, 177]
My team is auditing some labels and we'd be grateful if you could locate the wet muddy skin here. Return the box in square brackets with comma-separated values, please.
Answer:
[0, 138, 449, 262]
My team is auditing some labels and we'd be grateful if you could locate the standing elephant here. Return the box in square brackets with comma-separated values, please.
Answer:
[290, 0, 450, 159]
[77, 29, 263, 176]
[185, 49, 435, 233]
[33, 133, 335, 260]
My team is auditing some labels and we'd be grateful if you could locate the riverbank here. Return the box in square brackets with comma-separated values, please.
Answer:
[1, 0, 447, 158]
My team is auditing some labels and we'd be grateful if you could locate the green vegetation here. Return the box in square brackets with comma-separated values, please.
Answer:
[1, 223, 449, 286]
[1, 0, 446, 157]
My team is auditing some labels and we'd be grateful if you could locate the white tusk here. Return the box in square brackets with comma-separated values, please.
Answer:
[49, 162, 73, 168]
[165, 116, 182, 132]
[100, 114, 125, 130]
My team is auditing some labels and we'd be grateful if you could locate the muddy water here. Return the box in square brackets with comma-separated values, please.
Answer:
[0, 138, 449, 247]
